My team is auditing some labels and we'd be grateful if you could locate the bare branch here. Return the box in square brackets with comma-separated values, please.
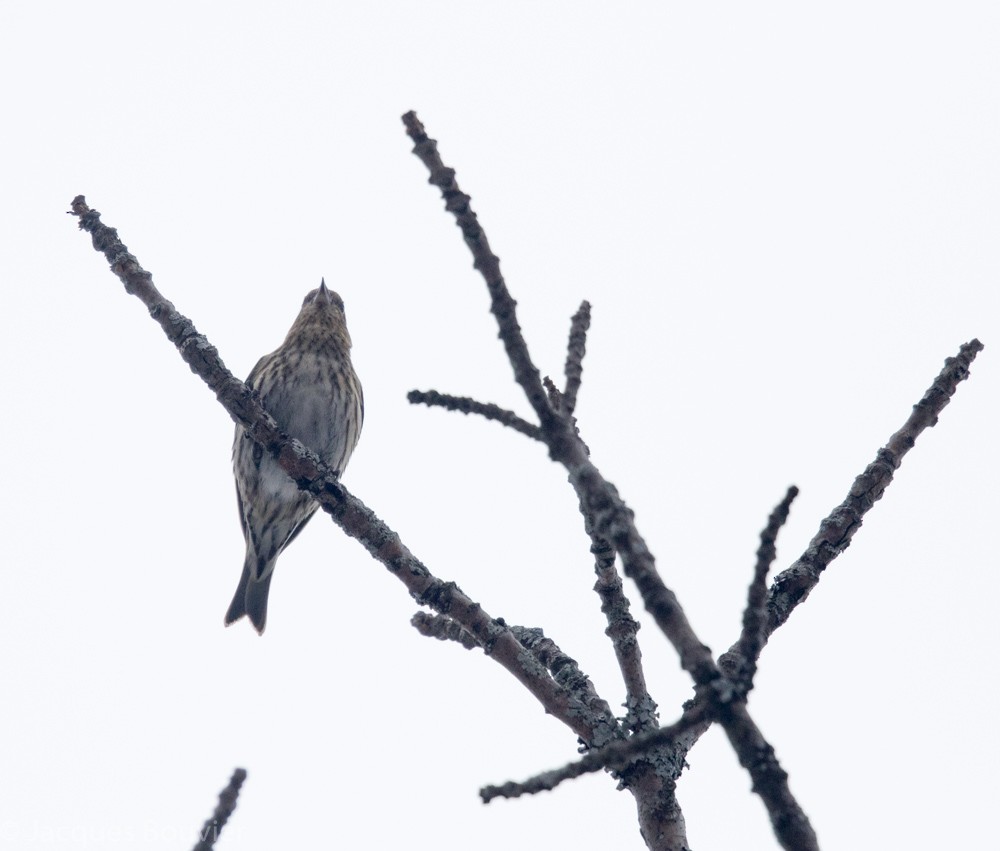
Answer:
[407, 389, 542, 440]
[402, 121, 656, 734]
[69, 195, 617, 748]
[402, 112, 559, 434]
[481, 702, 709, 803]
[595, 335, 983, 848]
[728, 486, 799, 692]
[402, 117, 825, 847]
[411, 611, 480, 649]
[542, 375, 563, 410]
[191, 768, 247, 851]
[510, 625, 620, 747]
[571, 461, 720, 678]
[579, 497, 656, 734]
[764, 340, 982, 642]
[400, 117, 716, 685]
[699, 340, 983, 771]
[408, 325, 650, 727]
[403, 119, 820, 850]
[714, 699, 817, 851]
[414, 614, 623, 741]
[563, 300, 591, 415]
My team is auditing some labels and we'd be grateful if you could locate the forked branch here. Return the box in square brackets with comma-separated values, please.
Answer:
[402, 112, 820, 851]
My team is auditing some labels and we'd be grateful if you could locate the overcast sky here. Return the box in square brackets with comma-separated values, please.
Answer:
[2, 2, 997, 849]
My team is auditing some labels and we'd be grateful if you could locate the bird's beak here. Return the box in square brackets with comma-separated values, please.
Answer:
[317, 278, 332, 303]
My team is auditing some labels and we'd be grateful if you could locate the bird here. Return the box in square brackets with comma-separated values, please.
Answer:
[226, 280, 363, 634]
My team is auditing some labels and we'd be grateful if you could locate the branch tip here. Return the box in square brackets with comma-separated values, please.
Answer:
[412, 611, 480, 649]
[765, 338, 983, 638]
[191, 768, 248, 851]
[563, 300, 591, 414]
[729, 485, 800, 692]
[403, 113, 559, 432]
[407, 389, 543, 441]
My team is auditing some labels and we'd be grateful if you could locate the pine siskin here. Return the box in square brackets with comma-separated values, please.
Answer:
[226, 280, 363, 634]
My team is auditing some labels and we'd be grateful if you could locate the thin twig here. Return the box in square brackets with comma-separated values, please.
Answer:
[407, 389, 542, 440]
[542, 375, 563, 410]
[191, 768, 247, 851]
[563, 300, 591, 415]
[69, 195, 616, 748]
[728, 486, 799, 693]
[481, 702, 709, 803]
[579, 496, 656, 734]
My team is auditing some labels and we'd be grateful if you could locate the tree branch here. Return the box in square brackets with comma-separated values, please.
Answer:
[714, 699, 816, 850]
[578, 495, 656, 734]
[695, 339, 982, 783]
[481, 702, 708, 803]
[402, 115, 818, 851]
[402, 111, 559, 435]
[563, 300, 591, 415]
[764, 339, 983, 638]
[191, 768, 247, 851]
[407, 389, 542, 440]
[400, 116, 717, 686]
[68, 195, 617, 748]
[510, 625, 620, 748]
[727, 486, 799, 692]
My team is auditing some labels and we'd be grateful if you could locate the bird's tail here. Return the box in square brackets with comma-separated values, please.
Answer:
[224, 556, 274, 635]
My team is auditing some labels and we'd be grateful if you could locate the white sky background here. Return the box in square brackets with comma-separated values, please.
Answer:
[2, 2, 997, 848]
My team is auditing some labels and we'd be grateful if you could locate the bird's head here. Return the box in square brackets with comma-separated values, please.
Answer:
[286, 279, 353, 349]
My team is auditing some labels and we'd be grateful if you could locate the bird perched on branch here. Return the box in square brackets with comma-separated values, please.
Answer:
[226, 280, 363, 634]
